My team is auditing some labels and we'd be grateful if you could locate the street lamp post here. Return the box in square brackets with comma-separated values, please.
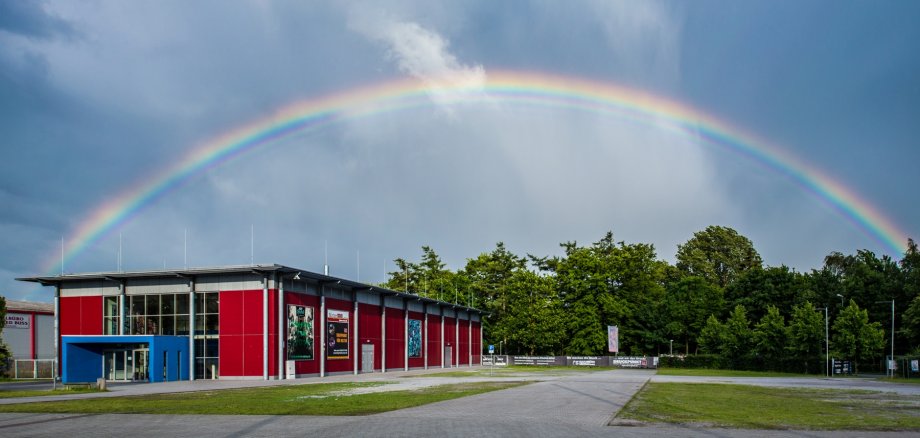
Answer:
[820, 307, 829, 377]
[836, 294, 845, 307]
[875, 300, 895, 378]
[669, 339, 673, 356]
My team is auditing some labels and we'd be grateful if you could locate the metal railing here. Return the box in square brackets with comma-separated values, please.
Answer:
[13, 359, 57, 379]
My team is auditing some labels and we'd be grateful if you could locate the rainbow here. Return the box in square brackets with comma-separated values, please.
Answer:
[43, 71, 910, 274]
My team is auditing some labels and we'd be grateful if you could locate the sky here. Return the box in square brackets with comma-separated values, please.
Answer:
[1, 1, 918, 302]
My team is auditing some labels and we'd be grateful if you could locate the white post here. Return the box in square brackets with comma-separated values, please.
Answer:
[468, 315, 472, 367]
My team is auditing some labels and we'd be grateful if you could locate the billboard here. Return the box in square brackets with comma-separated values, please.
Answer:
[608, 325, 618, 353]
[326, 309, 350, 359]
[408, 319, 422, 358]
[287, 305, 314, 360]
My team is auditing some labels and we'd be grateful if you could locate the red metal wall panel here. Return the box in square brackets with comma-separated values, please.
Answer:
[324, 298, 353, 374]
[285, 293, 319, 376]
[59, 297, 82, 336]
[219, 289, 265, 377]
[358, 303, 382, 370]
[426, 314, 441, 367]
[459, 319, 470, 365]
[385, 308, 405, 369]
[408, 311, 425, 368]
[60, 296, 103, 336]
[444, 317, 456, 366]
[472, 322, 482, 365]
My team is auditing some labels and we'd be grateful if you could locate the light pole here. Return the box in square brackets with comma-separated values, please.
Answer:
[669, 339, 673, 356]
[875, 300, 895, 378]
[825, 307, 830, 378]
[498, 340, 504, 356]
[836, 294, 844, 307]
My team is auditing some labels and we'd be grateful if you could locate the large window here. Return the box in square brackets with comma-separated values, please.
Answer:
[127, 293, 190, 336]
[104, 296, 120, 335]
[194, 292, 219, 379]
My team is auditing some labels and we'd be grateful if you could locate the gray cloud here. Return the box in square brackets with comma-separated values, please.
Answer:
[0, 0, 75, 39]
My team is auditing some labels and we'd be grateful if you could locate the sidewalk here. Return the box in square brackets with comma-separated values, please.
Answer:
[0, 365, 487, 405]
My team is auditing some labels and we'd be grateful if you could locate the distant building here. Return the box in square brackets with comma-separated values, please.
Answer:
[2, 299, 55, 360]
[18, 264, 483, 384]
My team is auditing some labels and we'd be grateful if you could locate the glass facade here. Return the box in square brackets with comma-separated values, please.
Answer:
[127, 293, 190, 336]
[103, 291, 220, 379]
[194, 292, 219, 379]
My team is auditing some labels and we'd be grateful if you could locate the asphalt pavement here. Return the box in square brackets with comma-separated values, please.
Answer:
[1, 368, 918, 437]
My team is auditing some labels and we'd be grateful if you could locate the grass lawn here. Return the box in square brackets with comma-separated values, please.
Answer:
[656, 368, 815, 378]
[619, 382, 920, 430]
[880, 377, 920, 385]
[0, 386, 104, 399]
[0, 381, 527, 415]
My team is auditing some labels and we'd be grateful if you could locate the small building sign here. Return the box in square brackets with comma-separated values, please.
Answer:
[488, 344, 494, 354]
[4, 314, 30, 329]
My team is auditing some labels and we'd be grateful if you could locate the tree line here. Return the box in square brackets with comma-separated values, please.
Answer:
[382, 226, 920, 373]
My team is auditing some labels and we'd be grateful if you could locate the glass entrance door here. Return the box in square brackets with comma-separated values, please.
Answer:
[103, 347, 149, 382]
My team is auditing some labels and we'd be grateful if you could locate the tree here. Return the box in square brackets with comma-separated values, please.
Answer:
[900, 239, 920, 350]
[752, 305, 786, 370]
[725, 266, 807, 323]
[676, 226, 762, 288]
[663, 276, 723, 355]
[461, 242, 528, 348]
[722, 305, 753, 369]
[499, 270, 564, 355]
[832, 300, 885, 374]
[698, 314, 727, 355]
[0, 296, 8, 373]
[786, 301, 825, 374]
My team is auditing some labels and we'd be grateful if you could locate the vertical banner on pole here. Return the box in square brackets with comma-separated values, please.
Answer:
[607, 325, 619, 353]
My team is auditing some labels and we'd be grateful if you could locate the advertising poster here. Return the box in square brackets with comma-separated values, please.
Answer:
[608, 325, 619, 353]
[287, 305, 314, 360]
[408, 319, 422, 358]
[326, 309, 350, 359]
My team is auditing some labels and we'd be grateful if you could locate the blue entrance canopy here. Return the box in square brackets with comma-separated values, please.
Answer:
[61, 335, 189, 383]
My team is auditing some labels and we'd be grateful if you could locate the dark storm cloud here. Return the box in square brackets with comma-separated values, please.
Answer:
[0, 1, 75, 39]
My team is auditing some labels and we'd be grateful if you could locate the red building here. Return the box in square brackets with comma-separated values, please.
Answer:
[18, 264, 483, 383]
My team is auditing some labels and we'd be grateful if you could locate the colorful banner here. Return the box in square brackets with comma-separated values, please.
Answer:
[408, 319, 422, 358]
[608, 325, 619, 353]
[287, 305, 314, 360]
[326, 309, 350, 359]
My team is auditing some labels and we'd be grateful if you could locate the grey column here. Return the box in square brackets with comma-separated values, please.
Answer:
[404, 301, 409, 371]
[440, 312, 445, 369]
[189, 278, 195, 381]
[320, 288, 326, 378]
[54, 285, 60, 380]
[381, 297, 386, 373]
[468, 315, 472, 367]
[118, 281, 126, 335]
[353, 291, 359, 375]
[262, 276, 269, 381]
[423, 304, 428, 370]
[453, 316, 460, 368]
[278, 277, 284, 380]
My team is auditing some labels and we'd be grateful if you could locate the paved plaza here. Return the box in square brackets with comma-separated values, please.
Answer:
[0, 368, 917, 437]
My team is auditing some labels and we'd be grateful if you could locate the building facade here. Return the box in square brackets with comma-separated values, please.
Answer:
[2, 300, 55, 360]
[18, 264, 483, 383]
